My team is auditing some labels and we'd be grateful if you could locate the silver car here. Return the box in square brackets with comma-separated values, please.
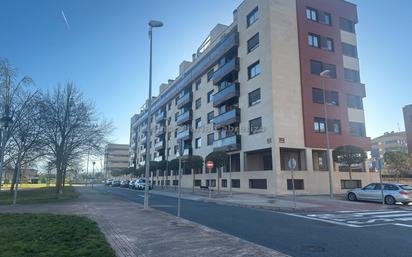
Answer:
[347, 183, 412, 205]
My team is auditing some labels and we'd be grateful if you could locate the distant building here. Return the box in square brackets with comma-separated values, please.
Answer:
[403, 104, 412, 155]
[371, 131, 408, 159]
[104, 144, 129, 178]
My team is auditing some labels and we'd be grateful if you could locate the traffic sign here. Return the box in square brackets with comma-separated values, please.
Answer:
[288, 158, 297, 170]
[206, 161, 214, 169]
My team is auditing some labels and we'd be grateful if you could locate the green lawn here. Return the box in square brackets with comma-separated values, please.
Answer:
[0, 187, 78, 205]
[0, 213, 116, 257]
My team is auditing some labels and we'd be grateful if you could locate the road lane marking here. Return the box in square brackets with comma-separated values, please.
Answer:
[284, 213, 361, 227]
[394, 223, 412, 228]
[375, 213, 412, 218]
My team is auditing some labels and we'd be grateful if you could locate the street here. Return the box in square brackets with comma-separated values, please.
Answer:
[99, 185, 412, 257]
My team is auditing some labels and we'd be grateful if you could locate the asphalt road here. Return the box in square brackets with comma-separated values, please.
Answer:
[98, 185, 412, 257]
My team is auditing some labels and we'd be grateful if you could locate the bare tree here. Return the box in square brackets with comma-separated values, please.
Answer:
[39, 83, 111, 195]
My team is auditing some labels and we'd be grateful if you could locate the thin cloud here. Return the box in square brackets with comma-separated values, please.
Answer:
[61, 10, 70, 30]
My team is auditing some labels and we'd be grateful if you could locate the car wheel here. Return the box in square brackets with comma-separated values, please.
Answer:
[385, 195, 396, 205]
[347, 192, 357, 201]
[402, 202, 410, 206]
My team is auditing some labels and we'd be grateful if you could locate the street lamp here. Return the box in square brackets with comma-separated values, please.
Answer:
[144, 20, 163, 210]
[320, 70, 334, 199]
[0, 115, 13, 192]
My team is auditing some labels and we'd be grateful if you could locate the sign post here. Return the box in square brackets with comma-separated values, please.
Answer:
[288, 158, 297, 209]
[206, 161, 214, 199]
[376, 158, 385, 205]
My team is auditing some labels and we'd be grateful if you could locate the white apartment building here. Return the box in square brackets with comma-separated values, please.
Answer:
[104, 144, 129, 178]
[129, 0, 378, 195]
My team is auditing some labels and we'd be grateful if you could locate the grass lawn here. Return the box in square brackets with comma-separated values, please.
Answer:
[0, 213, 116, 257]
[0, 187, 78, 205]
[2, 183, 55, 189]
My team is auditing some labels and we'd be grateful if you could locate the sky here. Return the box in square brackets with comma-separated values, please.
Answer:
[0, 0, 411, 146]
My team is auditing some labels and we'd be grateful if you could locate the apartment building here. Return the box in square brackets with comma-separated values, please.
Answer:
[371, 131, 408, 159]
[404, 104, 412, 155]
[104, 144, 129, 178]
[129, 0, 378, 195]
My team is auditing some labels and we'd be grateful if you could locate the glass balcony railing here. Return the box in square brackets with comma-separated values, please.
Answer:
[212, 83, 240, 107]
[176, 110, 192, 126]
[141, 124, 148, 132]
[212, 108, 240, 128]
[154, 140, 164, 150]
[213, 135, 241, 152]
[212, 57, 239, 85]
[155, 126, 165, 136]
[176, 128, 192, 141]
[141, 136, 147, 144]
[176, 92, 192, 109]
[155, 111, 166, 123]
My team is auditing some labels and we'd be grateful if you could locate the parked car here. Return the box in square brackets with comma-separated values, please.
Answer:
[129, 179, 137, 189]
[105, 179, 113, 186]
[347, 183, 412, 205]
[120, 180, 130, 188]
[134, 179, 152, 190]
[111, 180, 121, 187]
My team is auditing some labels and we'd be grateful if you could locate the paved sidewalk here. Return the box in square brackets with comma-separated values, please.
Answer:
[149, 187, 404, 212]
[0, 187, 288, 257]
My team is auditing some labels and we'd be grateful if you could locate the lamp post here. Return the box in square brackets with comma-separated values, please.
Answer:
[0, 112, 13, 192]
[320, 70, 334, 199]
[92, 161, 96, 188]
[144, 20, 163, 210]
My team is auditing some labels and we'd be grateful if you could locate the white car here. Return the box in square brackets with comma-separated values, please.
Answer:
[347, 183, 412, 205]
[134, 179, 152, 190]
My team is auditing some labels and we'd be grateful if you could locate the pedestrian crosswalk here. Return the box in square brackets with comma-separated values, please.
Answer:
[286, 209, 412, 228]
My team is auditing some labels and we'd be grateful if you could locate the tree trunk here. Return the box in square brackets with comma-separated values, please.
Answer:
[9, 166, 19, 192]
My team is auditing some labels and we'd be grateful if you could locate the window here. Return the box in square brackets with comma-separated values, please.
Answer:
[207, 133, 214, 146]
[347, 95, 363, 109]
[312, 150, 328, 171]
[207, 69, 214, 82]
[195, 137, 201, 148]
[221, 179, 227, 188]
[248, 88, 261, 106]
[249, 117, 262, 135]
[168, 102, 172, 110]
[287, 179, 304, 190]
[195, 98, 201, 109]
[248, 61, 260, 79]
[342, 42, 358, 58]
[341, 180, 361, 189]
[206, 179, 216, 187]
[310, 60, 336, 78]
[247, 7, 259, 27]
[173, 180, 178, 186]
[167, 132, 171, 140]
[174, 145, 178, 155]
[207, 111, 214, 124]
[207, 90, 214, 103]
[249, 179, 267, 189]
[312, 88, 339, 106]
[314, 117, 326, 133]
[306, 7, 318, 21]
[195, 118, 202, 129]
[280, 148, 307, 171]
[323, 12, 332, 25]
[350, 122, 366, 137]
[195, 79, 201, 90]
[325, 38, 334, 51]
[344, 68, 360, 83]
[308, 33, 320, 48]
[327, 119, 341, 134]
[231, 179, 240, 188]
[340, 17, 356, 33]
[175, 112, 179, 121]
[247, 33, 259, 53]
[194, 180, 201, 187]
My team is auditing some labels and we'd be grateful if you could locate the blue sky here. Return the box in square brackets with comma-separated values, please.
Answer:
[0, 0, 410, 144]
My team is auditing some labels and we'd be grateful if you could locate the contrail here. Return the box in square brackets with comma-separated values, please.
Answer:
[61, 10, 70, 30]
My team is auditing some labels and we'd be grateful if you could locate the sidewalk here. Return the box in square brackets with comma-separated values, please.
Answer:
[0, 187, 288, 257]
[149, 186, 402, 212]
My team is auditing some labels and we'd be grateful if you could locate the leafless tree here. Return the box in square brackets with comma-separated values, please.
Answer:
[39, 83, 111, 195]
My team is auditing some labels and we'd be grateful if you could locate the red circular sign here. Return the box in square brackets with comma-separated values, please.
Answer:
[206, 161, 214, 169]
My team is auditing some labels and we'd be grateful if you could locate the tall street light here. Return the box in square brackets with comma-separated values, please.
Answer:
[144, 20, 163, 210]
[320, 70, 334, 199]
[0, 106, 13, 192]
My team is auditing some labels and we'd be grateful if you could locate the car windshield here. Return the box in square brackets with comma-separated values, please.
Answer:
[400, 185, 412, 190]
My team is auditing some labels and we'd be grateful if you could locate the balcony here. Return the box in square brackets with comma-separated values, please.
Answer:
[213, 135, 241, 152]
[176, 110, 192, 126]
[155, 126, 165, 136]
[154, 156, 163, 162]
[176, 92, 192, 109]
[141, 123, 148, 133]
[176, 146, 193, 157]
[141, 135, 147, 144]
[212, 83, 240, 107]
[155, 111, 166, 123]
[176, 128, 192, 141]
[154, 140, 164, 151]
[212, 57, 240, 85]
[212, 108, 240, 129]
